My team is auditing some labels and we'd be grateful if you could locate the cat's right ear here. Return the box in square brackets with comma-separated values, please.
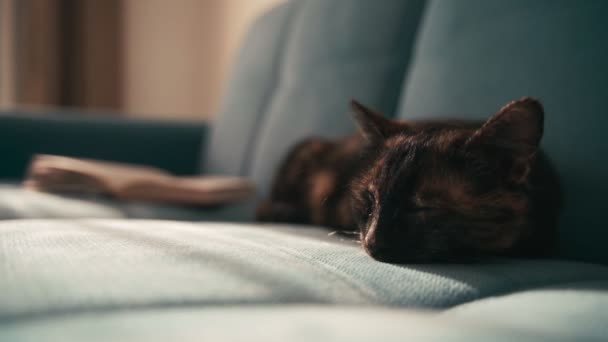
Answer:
[351, 100, 408, 143]
[466, 97, 544, 184]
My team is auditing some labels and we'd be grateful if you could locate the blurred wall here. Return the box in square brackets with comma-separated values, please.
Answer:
[123, 0, 284, 120]
[10, 0, 122, 111]
[0, 0, 16, 108]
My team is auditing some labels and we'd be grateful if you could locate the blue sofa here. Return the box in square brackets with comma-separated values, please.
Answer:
[2, 0, 608, 340]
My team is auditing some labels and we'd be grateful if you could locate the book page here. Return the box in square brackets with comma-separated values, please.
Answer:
[25, 155, 172, 194]
[121, 176, 255, 205]
[24, 154, 255, 206]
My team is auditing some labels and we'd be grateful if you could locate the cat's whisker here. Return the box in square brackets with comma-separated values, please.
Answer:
[337, 237, 362, 244]
[327, 230, 362, 244]
[328, 230, 359, 237]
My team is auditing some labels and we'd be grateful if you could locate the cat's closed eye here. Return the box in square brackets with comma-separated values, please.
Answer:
[353, 189, 374, 220]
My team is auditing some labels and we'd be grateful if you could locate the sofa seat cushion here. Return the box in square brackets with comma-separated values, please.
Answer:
[445, 280, 608, 340]
[3, 303, 607, 342]
[0, 183, 250, 221]
[2, 219, 608, 323]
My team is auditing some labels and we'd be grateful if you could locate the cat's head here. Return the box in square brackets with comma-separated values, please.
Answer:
[350, 98, 544, 263]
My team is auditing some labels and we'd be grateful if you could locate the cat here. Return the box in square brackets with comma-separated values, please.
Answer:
[256, 98, 561, 263]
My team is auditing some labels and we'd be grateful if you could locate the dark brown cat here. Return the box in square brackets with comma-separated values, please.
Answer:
[257, 98, 561, 263]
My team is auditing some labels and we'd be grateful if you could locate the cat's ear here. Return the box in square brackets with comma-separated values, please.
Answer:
[467, 97, 544, 183]
[351, 100, 409, 143]
[467, 97, 544, 150]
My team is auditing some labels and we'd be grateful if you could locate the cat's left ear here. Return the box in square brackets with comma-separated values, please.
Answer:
[351, 100, 409, 143]
[467, 97, 544, 182]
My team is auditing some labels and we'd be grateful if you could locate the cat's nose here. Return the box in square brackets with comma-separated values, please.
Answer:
[363, 229, 392, 261]
[363, 242, 393, 262]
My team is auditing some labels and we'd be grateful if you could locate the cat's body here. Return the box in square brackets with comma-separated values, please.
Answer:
[257, 98, 561, 263]
[256, 133, 368, 229]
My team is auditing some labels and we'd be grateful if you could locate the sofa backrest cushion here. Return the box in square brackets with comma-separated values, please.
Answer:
[398, 0, 608, 263]
[205, 0, 426, 199]
[203, 4, 292, 177]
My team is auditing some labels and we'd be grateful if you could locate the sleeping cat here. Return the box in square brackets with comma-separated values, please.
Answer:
[256, 98, 561, 263]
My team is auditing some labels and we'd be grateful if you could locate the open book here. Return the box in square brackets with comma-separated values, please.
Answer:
[23, 154, 255, 206]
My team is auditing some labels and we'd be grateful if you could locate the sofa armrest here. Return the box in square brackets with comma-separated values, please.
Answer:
[0, 110, 208, 179]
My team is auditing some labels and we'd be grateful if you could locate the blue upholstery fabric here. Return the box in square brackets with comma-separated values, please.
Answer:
[3, 304, 607, 341]
[445, 281, 608, 340]
[397, 0, 608, 263]
[203, 4, 293, 177]
[2, 219, 608, 322]
[205, 0, 425, 197]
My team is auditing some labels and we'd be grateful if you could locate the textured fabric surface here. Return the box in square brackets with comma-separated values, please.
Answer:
[2, 305, 605, 342]
[0, 184, 250, 221]
[397, 0, 608, 263]
[2, 219, 608, 323]
[445, 281, 608, 340]
[0, 111, 205, 179]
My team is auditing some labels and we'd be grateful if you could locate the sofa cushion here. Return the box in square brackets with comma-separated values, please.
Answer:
[2, 219, 608, 322]
[3, 304, 606, 341]
[205, 0, 426, 197]
[203, 4, 292, 177]
[445, 280, 608, 340]
[397, 0, 608, 264]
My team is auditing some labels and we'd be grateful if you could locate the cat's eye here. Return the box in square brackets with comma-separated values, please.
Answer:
[356, 189, 375, 216]
[353, 189, 375, 224]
